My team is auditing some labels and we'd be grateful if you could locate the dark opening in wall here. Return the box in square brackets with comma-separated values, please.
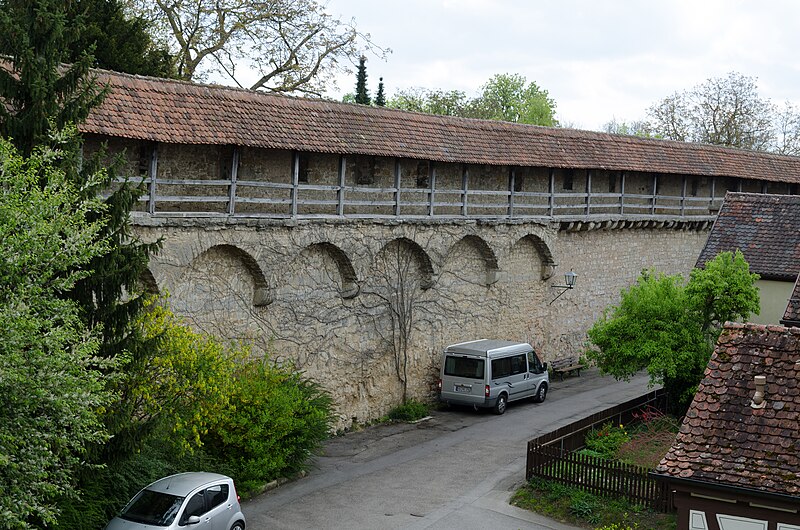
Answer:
[513, 169, 523, 192]
[137, 142, 153, 176]
[355, 155, 375, 185]
[219, 145, 235, 180]
[691, 177, 699, 196]
[297, 152, 310, 183]
[416, 160, 429, 188]
[563, 169, 574, 190]
[608, 173, 617, 193]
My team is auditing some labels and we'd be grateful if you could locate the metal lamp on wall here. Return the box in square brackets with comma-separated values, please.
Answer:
[549, 270, 577, 305]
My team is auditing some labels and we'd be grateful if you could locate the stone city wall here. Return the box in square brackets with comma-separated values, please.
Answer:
[133, 217, 708, 428]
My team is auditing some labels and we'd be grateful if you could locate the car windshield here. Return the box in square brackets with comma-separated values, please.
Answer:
[120, 489, 184, 526]
[444, 356, 484, 379]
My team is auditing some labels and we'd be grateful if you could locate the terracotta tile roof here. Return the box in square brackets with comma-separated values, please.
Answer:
[655, 323, 800, 495]
[695, 192, 800, 281]
[81, 70, 800, 183]
[783, 277, 800, 327]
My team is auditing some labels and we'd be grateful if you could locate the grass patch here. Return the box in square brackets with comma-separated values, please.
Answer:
[386, 399, 429, 422]
[513, 411, 679, 529]
[512, 478, 676, 530]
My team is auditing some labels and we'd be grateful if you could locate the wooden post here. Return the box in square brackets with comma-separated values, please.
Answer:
[461, 164, 469, 216]
[337, 155, 346, 216]
[428, 161, 436, 216]
[710, 176, 716, 212]
[548, 168, 555, 217]
[148, 143, 158, 215]
[651, 174, 658, 215]
[508, 166, 516, 218]
[228, 146, 239, 215]
[585, 170, 592, 216]
[680, 175, 686, 217]
[394, 159, 401, 216]
[291, 151, 299, 217]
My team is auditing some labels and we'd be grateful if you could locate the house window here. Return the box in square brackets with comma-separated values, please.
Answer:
[563, 169, 574, 190]
[691, 177, 699, 196]
[608, 173, 617, 193]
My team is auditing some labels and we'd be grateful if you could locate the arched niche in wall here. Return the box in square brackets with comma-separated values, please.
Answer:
[443, 234, 500, 286]
[187, 243, 272, 308]
[138, 268, 160, 296]
[374, 237, 436, 291]
[512, 234, 556, 281]
[304, 242, 360, 299]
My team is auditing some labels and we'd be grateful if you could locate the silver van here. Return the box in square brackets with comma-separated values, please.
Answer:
[438, 339, 549, 414]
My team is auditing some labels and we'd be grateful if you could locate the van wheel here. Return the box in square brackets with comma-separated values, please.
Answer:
[533, 383, 548, 403]
[493, 394, 507, 415]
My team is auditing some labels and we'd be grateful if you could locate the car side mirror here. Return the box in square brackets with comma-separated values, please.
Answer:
[186, 515, 202, 525]
[542, 362, 548, 372]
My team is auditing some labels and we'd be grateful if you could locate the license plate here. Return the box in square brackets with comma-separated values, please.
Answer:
[454, 385, 471, 393]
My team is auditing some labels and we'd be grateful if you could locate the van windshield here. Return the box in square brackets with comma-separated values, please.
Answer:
[444, 356, 485, 379]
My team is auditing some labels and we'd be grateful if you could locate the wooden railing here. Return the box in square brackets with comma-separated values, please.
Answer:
[525, 388, 673, 512]
[527, 444, 672, 512]
[128, 174, 724, 222]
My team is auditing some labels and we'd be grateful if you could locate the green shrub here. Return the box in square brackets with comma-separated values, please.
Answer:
[585, 422, 631, 459]
[387, 399, 429, 422]
[204, 358, 334, 492]
[55, 427, 228, 529]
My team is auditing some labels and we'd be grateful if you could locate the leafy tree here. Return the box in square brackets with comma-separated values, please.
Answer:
[125, 0, 384, 94]
[388, 74, 557, 126]
[0, 0, 105, 155]
[648, 72, 775, 150]
[67, 0, 175, 77]
[375, 76, 386, 107]
[355, 55, 370, 105]
[0, 134, 112, 528]
[772, 101, 800, 156]
[466, 73, 558, 126]
[587, 251, 759, 412]
[601, 118, 656, 138]
[389, 87, 468, 116]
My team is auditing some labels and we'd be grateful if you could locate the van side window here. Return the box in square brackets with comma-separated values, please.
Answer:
[444, 356, 485, 379]
[491, 354, 527, 379]
[527, 351, 543, 373]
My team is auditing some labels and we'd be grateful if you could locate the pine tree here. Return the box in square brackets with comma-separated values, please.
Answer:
[67, 0, 176, 78]
[0, 0, 162, 460]
[355, 55, 370, 105]
[0, 0, 106, 155]
[375, 77, 386, 107]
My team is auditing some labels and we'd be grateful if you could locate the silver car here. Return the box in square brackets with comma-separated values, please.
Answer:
[105, 472, 246, 530]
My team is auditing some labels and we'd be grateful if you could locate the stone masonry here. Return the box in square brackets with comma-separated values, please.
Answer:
[135, 216, 707, 428]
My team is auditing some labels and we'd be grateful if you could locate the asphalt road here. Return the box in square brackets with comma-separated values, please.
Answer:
[243, 368, 654, 529]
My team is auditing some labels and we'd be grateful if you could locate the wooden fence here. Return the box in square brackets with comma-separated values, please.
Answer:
[525, 388, 673, 512]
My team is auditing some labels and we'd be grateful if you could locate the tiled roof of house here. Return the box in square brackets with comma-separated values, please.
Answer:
[783, 278, 800, 327]
[81, 70, 800, 183]
[695, 192, 800, 281]
[655, 323, 800, 496]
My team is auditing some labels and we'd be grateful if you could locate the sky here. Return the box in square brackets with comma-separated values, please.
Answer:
[314, 0, 800, 131]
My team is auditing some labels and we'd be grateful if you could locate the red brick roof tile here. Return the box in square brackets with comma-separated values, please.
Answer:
[82, 70, 800, 183]
[655, 323, 800, 495]
[696, 192, 800, 281]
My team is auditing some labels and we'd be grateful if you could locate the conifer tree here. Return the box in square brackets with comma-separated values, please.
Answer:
[355, 55, 370, 105]
[0, 0, 106, 155]
[0, 0, 162, 459]
[375, 77, 386, 107]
